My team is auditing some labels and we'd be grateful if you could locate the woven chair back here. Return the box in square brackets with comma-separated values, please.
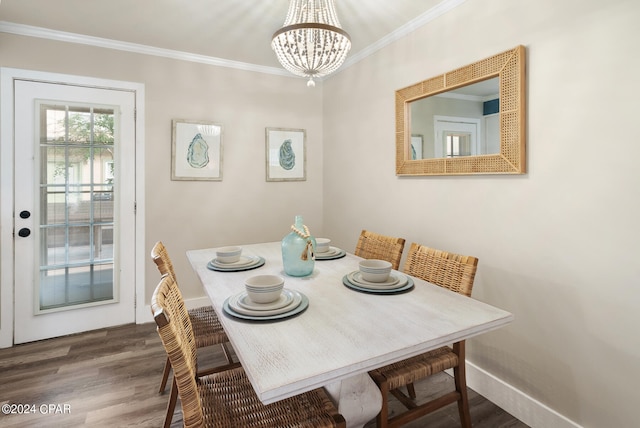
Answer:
[403, 243, 478, 297]
[151, 241, 178, 280]
[151, 274, 203, 427]
[354, 230, 406, 270]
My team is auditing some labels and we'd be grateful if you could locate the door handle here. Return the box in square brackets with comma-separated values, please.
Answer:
[19, 210, 31, 219]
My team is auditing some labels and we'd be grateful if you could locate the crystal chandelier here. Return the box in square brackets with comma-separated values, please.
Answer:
[272, 0, 351, 87]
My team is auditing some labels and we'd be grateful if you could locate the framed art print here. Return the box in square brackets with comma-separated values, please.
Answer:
[172, 119, 223, 181]
[265, 127, 306, 181]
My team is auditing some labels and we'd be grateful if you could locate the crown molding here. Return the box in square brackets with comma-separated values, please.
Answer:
[340, 0, 468, 71]
[0, 21, 291, 77]
[0, 0, 466, 79]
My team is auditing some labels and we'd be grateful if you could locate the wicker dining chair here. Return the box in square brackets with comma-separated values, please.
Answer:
[151, 241, 233, 427]
[368, 242, 479, 428]
[151, 273, 346, 428]
[354, 230, 406, 270]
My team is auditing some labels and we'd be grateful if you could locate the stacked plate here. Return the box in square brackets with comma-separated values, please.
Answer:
[342, 270, 414, 294]
[207, 255, 265, 272]
[315, 246, 346, 260]
[223, 289, 309, 321]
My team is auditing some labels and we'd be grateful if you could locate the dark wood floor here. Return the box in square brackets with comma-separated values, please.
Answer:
[0, 323, 528, 427]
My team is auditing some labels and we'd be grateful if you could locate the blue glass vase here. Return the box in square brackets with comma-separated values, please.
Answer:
[282, 215, 316, 277]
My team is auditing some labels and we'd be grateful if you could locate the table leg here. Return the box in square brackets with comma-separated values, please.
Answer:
[324, 373, 382, 428]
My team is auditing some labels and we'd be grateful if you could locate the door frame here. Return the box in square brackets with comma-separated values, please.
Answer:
[0, 68, 146, 348]
[433, 115, 481, 158]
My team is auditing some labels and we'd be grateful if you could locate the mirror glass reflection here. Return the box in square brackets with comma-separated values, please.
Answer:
[409, 77, 499, 159]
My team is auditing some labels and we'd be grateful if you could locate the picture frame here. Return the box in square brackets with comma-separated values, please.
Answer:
[171, 119, 223, 181]
[265, 127, 306, 181]
[411, 134, 423, 160]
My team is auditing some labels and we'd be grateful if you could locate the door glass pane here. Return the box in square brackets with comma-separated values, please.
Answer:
[445, 132, 472, 157]
[39, 104, 115, 311]
[40, 265, 114, 309]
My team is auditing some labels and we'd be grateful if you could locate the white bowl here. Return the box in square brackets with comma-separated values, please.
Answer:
[245, 275, 284, 303]
[216, 246, 242, 263]
[316, 238, 331, 253]
[359, 259, 392, 283]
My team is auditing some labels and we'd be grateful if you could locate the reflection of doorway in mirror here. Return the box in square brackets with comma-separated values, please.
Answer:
[445, 133, 472, 157]
[434, 115, 480, 158]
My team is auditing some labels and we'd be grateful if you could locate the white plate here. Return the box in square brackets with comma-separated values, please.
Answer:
[350, 271, 400, 286]
[316, 247, 346, 260]
[237, 289, 294, 311]
[223, 292, 309, 322]
[207, 257, 265, 272]
[317, 246, 339, 257]
[228, 289, 302, 316]
[210, 255, 259, 268]
[343, 275, 414, 294]
[349, 271, 408, 287]
[347, 271, 408, 290]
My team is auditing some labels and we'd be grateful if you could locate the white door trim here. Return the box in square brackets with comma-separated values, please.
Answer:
[433, 115, 481, 158]
[0, 67, 146, 348]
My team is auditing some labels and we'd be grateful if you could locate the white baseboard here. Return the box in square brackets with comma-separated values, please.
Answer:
[464, 362, 582, 428]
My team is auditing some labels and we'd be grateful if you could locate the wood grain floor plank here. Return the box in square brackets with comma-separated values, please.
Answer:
[0, 323, 527, 427]
[0, 346, 70, 367]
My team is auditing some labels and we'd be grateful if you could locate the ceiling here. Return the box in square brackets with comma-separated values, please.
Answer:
[0, 0, 457, 73]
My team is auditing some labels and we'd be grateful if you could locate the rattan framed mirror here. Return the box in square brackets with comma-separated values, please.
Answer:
[396, 45, 526, 176]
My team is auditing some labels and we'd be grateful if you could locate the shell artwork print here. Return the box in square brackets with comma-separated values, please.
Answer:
[187, 133, 209, 168]
[279, 139, 296, 170]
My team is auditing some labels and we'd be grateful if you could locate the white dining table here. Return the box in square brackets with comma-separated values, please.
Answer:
[187, 241, 513, 428]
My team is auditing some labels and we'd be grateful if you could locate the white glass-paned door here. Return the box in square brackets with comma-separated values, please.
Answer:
[14, 80, 136, 344]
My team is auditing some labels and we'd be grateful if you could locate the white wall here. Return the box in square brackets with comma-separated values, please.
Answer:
[0, 33, 325, 304]
[322, 0, 640, 427]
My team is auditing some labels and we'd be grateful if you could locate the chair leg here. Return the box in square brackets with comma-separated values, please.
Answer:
[406, 382, 417, 399]
[453, 365, 471, 428]
[163, 378, 178, 428]
[377, 383, 389, 428]
[369, 371, 389, 428]
[453, 342, 471, 428]
[158, 357, 171, 393]
[221, 342, 234, 365]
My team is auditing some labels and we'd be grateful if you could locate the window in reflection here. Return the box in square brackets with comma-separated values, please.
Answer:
[434, 116, 478, 158]
[445, 133, 471, 157]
